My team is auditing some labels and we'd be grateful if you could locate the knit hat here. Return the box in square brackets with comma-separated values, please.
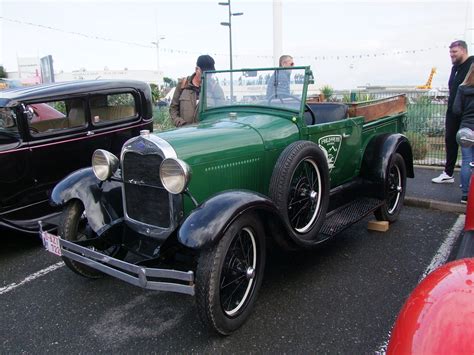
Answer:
[196, 55, 215, 71]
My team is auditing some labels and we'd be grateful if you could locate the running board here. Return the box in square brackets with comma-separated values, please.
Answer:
[320, 197, 384, 238]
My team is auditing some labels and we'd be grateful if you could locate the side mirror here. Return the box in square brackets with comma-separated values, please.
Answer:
[456, 128, 474, 147]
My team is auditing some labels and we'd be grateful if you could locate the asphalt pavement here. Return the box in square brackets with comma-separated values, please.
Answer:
[406, 166, 466, 214]
[1, 206, 461, 353]
[407, 165, 474, 260]
[0, 164, 470, 353]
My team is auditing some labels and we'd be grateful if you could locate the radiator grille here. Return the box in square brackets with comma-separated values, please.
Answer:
[123, 152, 162, 186]
[123, 151, 171, 227]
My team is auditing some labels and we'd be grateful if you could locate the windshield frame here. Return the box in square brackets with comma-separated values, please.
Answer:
[199, 66, 311, 117]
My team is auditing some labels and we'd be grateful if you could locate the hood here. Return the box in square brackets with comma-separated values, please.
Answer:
[157, 113, 299, 166]
[158, 119, 264, 166]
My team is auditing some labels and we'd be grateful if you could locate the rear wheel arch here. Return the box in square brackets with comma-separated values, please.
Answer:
[360, 133, 414, 194]
[395, 138, 414, 178]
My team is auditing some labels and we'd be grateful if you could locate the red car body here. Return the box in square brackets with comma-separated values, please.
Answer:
[387, 258, 474, 354]
[29, 103, 65, 122]
[388, 159, 474, 354]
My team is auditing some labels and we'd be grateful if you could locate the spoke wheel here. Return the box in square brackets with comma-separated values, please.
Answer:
[374, 153, 407, 222]
[288, 158, 322, 233]
[60, 200, 125, 278]
[196, 213, 265, 335]
[220, 226, 257, 316]
[269, 141, 329, 248]
[387, 164, 402, 214]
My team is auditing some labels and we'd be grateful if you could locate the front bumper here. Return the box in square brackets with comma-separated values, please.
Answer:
[60, 239, 195, 296]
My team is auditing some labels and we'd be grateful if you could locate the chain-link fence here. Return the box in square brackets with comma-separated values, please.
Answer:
[404, 92, 449, 166]
[331, 90, 450, 167]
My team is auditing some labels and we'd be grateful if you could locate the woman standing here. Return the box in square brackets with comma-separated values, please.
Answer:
[453, 63, 474, 203]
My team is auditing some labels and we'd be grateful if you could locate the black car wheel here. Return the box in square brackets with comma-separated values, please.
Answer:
[59, 200, 125, 278]
[269, 141, 329, 247]
[195, 213, 266, 335]
[374, 153, 406, 222]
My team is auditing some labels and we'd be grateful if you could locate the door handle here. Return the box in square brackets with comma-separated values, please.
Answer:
[86, 131, 95, 136]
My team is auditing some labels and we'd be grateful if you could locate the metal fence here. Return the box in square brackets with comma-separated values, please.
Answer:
[332, 90, 450, 167]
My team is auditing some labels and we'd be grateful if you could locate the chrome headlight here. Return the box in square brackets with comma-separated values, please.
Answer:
[160, 158, 191, 194]
[92, 149, 119, 181]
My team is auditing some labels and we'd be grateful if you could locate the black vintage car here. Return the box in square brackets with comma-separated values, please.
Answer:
[0, 80, 153, 233]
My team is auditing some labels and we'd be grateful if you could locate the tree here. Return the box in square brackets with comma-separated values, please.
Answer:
[149, 83, 161, 103]
[0, 66, 7, 79]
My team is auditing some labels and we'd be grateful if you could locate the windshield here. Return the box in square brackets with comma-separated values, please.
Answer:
[202, 67, 309, 112]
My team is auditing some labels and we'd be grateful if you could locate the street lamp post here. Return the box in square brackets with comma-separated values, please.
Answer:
[219, 0, 243, 101]
[151, 36, 165, 83]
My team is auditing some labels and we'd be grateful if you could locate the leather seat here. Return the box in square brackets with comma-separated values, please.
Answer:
[91, 105, 136, 123]
[68, 100, 86, 128]
[306, 103, 349, 125]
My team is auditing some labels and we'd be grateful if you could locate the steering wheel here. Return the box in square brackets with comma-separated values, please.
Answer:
[267, 93, 301, 105]
[268, 94, 316, 125]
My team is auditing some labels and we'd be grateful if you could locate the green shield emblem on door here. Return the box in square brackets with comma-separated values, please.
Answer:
[318, 134, 342, 170]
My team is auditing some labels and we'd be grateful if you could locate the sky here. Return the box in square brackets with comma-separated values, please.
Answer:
[1, 0, 473, 89]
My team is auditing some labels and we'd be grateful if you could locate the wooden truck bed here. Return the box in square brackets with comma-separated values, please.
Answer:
[307, 94, 407, 124]
[347, 94, 406, 122]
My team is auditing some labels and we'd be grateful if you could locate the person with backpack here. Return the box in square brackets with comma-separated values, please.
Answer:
[170, 55, 224, 127]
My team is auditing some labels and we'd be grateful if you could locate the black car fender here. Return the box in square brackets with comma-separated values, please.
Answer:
[50, 167, 124, 235]
[178, 190, 297, 250]
[360, 133, 414, 199]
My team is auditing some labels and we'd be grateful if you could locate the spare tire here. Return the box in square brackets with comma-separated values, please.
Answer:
[269, 141, 330, 248]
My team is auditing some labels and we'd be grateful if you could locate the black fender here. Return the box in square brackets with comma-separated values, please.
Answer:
[360, 133, 414, 199]
[178, 190, 296, 250]
[50, 167, 124, 235]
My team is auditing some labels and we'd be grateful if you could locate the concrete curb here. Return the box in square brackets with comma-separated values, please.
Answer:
[405, 196, 466, 214]
[413, 164, 461, 172]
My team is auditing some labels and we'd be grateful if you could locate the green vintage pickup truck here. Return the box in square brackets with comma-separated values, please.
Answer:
[43, 66, 413, 335]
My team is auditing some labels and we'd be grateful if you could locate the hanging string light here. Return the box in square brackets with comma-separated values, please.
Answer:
[1, 16, 448, 61]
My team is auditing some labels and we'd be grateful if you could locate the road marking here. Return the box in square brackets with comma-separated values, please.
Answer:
[419, 214, 465, 281]
[375, 214, 465, 354]
[0, 261, 64, 295]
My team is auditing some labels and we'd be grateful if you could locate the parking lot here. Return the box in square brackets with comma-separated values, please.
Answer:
[1, 205, 463, 353]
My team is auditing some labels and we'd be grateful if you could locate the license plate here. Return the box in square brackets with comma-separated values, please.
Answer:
[41, 231, 62, 256]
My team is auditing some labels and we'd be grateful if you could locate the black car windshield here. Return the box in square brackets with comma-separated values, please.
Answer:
[202, 67, 308, 112]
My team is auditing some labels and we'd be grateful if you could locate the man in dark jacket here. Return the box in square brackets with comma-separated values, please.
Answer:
[432, 40, 474, 183]
[169, 55, 224, 127]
